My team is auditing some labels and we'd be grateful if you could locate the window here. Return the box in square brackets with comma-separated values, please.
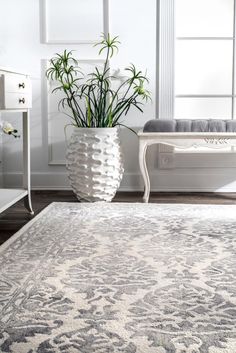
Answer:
[175, 0, 235, 120]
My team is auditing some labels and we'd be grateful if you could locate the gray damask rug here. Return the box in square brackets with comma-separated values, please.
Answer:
[1, 203, 236, 353]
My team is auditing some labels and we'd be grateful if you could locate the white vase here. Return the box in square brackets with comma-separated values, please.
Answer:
[66, 127, 124, 202]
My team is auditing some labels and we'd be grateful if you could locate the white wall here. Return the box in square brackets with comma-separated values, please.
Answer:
[0, 0, 156, 190]
[1, 0, 236, 192]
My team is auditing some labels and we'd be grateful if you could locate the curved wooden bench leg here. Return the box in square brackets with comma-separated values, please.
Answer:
[139, 139, 150, 203]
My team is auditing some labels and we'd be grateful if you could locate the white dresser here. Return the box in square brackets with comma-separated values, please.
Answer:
[0, 68, 33, 214]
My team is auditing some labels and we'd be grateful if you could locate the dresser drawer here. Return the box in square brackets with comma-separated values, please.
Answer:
[3, 73, 31, 93]
[4, 93, 32, 109]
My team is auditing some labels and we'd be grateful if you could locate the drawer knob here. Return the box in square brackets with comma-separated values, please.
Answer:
[19, 83, 25, 89]
[19, 98, 25, 104]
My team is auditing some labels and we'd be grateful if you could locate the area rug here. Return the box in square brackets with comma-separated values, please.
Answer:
[1, 203, 236, 353]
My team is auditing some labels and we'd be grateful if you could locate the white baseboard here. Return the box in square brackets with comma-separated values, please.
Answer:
[3, 170, 236, 192]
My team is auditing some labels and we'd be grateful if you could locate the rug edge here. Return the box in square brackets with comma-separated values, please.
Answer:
[1, 201, 236, 254]
[0, 202, 56, 254]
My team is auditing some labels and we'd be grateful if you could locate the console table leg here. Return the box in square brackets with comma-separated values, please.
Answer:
[23, 110, 34, 215]
[24, 195, 34, 215]
[139, 139, 150, 203]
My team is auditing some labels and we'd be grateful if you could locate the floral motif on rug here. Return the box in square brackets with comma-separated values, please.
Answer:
[1, 202, 236, 353]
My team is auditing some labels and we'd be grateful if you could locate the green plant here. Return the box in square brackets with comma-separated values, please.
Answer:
[46, 33, 151, 131]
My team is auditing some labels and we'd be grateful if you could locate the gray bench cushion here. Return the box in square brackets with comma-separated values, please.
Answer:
[143, 119, 236, 133]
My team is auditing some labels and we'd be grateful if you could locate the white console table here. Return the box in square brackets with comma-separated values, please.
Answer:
[0, 68, 33, 214]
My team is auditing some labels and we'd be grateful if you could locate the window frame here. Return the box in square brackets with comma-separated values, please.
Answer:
[156, 0, 236, 120]
[175, 0, 236, 120]
[156, 0, 236, 157]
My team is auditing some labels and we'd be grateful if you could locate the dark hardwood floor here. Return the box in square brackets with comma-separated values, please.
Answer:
[1, 190, 236, 245]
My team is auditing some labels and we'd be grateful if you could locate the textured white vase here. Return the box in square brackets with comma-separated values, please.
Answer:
[66, 127, 124, 202]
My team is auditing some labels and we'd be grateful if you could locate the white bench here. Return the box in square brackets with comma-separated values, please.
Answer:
[138, 119, 236, 203]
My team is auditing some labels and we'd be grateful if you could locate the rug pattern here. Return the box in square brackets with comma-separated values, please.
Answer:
[1, 203, 236, 352]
